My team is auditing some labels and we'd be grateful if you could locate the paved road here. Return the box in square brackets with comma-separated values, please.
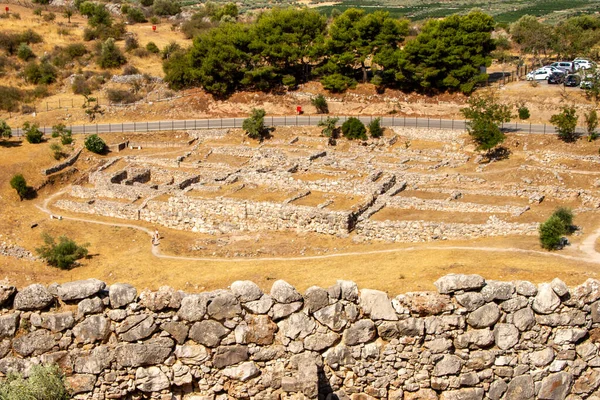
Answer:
[9, 115, 584, 136]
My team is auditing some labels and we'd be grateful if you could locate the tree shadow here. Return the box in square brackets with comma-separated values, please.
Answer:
[0, 140, 22, 148]
[486, 146, 511, 161]
[23, 187, 37, 200]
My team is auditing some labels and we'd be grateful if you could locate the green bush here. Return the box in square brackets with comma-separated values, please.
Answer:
[50, 143, 64, 160]
[23, 121, 44, 144]
[161, 41, 180, 60]
[539, 215, 566, 250]
[17, 43, 35, 61]
[141, 0, 154, 6]
[127, 7, 147, 23]
[107, 89, 138, 104]
[552, 207, 574, 233]
[585, 109, 598, 142]
[125, 36, 139, 52]
[153, 0, 181, 16]
[242, 108, 268, 141]
[518, 106, 530, 120]
[9, 174, 28, 200]
[72, 75, 91, 95]
[550, 106, 579, 142]
[97, 38, 127, 69]
[43, 12, 56, 22]
[146, 41, 160, 54]
[36, 233, 89, 269]
[52, 123, 73, 145]
[23, 61, 57, 85]
[0, 86, 22, 112]
[282, 75, 296, 90]
[341, 117, 367, 140]
[368, 117, 383, 138]
[64, 43, 88, 60]
[84, 134, 106, 153]
[0, 119, 11, 139]
[311, 94, 328, 114]
[0, 364, 69, 400]
[321, 73, 356, 93]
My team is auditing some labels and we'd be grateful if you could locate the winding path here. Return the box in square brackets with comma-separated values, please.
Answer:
[36, 187, 600, 264]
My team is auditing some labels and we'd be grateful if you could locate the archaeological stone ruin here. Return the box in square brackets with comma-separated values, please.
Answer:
[0, 275, 599, 399]
[49, 127, 600, 244]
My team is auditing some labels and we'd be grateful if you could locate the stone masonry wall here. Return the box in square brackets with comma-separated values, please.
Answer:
[0, 275, 599, 400]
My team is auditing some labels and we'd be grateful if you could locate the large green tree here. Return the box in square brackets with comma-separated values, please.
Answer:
[461, 93, 511, 153]
[395, 12, 495, 94]
[510, 15, 554, 63]
[324, 9, 409, 84]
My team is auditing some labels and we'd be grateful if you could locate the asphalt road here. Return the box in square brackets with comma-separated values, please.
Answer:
[9, 115, 583, 136]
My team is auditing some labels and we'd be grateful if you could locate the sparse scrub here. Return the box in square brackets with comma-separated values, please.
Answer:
[50, 142, 65, 160]
[0, 364, 69, 400]
[550, 106, 579, 142]
[585, 109, 598, 141]
[72, 75, 91, 95]
[23, 121, 44, 144]
[107, 89, 139, 104]
[368, 117, 383, 138]
[146, 42, 160, 54]
[0, 120, 11, 139]
[311, 94, 328, 114]
[0, 86, 22, 112]
[17, 43, 35, 61]
[153, 0, 181, 16]
[97, 38, 127, 69]
[52, 123, 73, 145]
[36, 233, 89, 270]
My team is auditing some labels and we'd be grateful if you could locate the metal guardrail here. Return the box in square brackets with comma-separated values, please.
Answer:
[8, 115, 585, 136]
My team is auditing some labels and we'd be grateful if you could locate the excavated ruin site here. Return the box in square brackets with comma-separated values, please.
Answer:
[46, 126, 600, 254]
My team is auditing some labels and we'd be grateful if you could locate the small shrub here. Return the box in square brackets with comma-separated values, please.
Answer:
[142, 0, 155, 6]
[23, 121, 44, 144]
[17, 43, 35, 61]
[368, 117, 383, 138]
[149, 16, 160, 25]
[161, 41, 180, 60]
[585, 109, 599, 142]
[64, 43, 87, 60]
[146, 41, 160, 54]
[0, 364, 69, 399]
[153, 0, 181, 16]
[518, 106, 530, 120]
[10, 174, 28, 200]
[552, 207, 575, 233]
[52, 123, 72, 145]
[43, 12, 56, 22]
[127, 7, 147, 23]
[33, 7, 43, 16]
[122, 65, 139, 75]
[107, 89, 138, 104]
[50, 142, 64, 160]
[97, 38, 126, 69]
[341, 117, 367, 140]
[550, 106, 579, 142]
[124, 36, 139, 52]
[31, 84, 49, 99]
[539, 215, 566, 250]
[23, 61, 57, 85]
[132, 48, 149, 58]
[321, 73, 356, 93]
[243, 108, 268, 141]
[36, 233, 89, 270]
[0, 86, 22, 112]
[84, 133, 106, 153]
[57, 27, 71, 36]
[311, 94, 328, 114]
[72, 75, 91, 95]
[0, 119, 11, 139]
[318, 116, 339, 145]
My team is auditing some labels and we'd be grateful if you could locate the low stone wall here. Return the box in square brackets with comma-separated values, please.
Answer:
[0, 275, 598, 400]
[41, 148, 83, 176]
[355, 216, 538, 242]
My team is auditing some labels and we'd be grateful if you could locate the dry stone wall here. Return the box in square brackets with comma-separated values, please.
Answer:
[1, 275, 600, 399]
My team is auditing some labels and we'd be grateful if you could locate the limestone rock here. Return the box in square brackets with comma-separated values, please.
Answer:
[359, 289, 398, 321]
[135, 366, 170, 392]
[554, 328, 587, 345]
[278, 312, 316, 340]
[400, 292, 454, 316]
[344, 319, 376, 346]
[304, 286, 329, 313]
[231, 281, 262, 302]
[551, 278, 569, 297]
[0, 313, 19, 338]
[221, 361, 259, 382]
[14, 284, 54, 310]
[488, 379, 507, 400]
[41, 311, 74, 332]
[77, 297, 104, 317]
[481, 281, 515, 302]
[433, 355, 463, 376]
[405, 389, 439, 400]
[244, 295, 273, 314]
[439, 388, 484, 400]
[572, 368, 600, 394]
[538, 372, 573, 400]
[338, 280, 359, 302]
[314, 302, 348, 332]
[189, 320, 229, 347]
[0, 284, 16, 307]
[73, 345, 113, 374]
[467, 303, 501, 328]
[174, 344, 210, 365]
[514, 281, 537, 297]
[13, 329, 56, 356]
[512, 307, 535, 332]
[66, 374, 97, 394]
[207, 290, 241, 320]
[212, 345, 249, 368]
[115, 338, 174, 367]
[304, 332, 340, 351]
[109, 283, 137, 308]
[244, 314, 276, 345]
[178, 294, 208, 322]
[140, 286, 182, 311]
[532, 284, 561, 315]
[494, 323, 519, 350]
[503, 375, 534, 400]
[530, 347, 554, 367]
[73, 315, 110, 343]
[456, 292, 485, 312]
[58, 279, 106, 301]
[426, 338, 453, 354]
[434, 274, 485, 294]
[172, 362, 192, 386]
[161, 321, 189, 344]
[116, 314, 157, 342]
[270, 280, 302, 304]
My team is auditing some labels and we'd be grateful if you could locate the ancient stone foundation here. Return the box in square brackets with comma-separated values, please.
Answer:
[0, 275, 599, 400]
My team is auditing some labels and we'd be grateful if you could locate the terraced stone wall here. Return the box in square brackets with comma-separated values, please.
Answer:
[0, 275, 598, 400]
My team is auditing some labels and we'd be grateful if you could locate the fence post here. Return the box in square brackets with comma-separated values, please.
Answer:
[121, 122, 123, 133]
[96, 123, 98, 134]
[71, 99, 73, 108]
[427, 118, 430, 129]
[452, 119, 454, 130]
[544, 124, 546, 134]
[392, 116, 395, 126]
[172, 120, 174, 131]
[46, 102, 48, 112]
[59, 99, 61, 108]
[529, 123, 531, 134]
[134, 122, 136, 132]
[440, 118, 442, 129]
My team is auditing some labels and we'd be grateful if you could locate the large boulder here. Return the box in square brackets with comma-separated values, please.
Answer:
[270, 280, 302, 304]
[240, 315, 276, 345]
[343, 319, 376, 346]
[116, 314, 157, 342]
[538, 372, 573, 400]
[434, 274, 485, 294]
[304, 332, 340, 352]
[161, 321, 189, 345]
[73, 315, 110, 343]
[512, 307, 535, 332]
[177, 294, 208, 322]
[58, 279, 106, 301]
[433, 355, 463, 376]
[359, 289, 398, 321]
[494, 323, 520, 350]
[14, 284, 54, 310]
[41, 312, 74, 332]
[503, 375, 534, 400]
[212, 345, 249, 369]
[278, 312, 316, 340]
[115, 338, 174, 367]
[140, 286, 182, 311]
[230, 281, 263, 302]
[481, 281, 515, 302]
[13, 330, 56, 356]
[109, 283, 137, 308]
[304, 286, 329, 314]
[66, 374, 97, 394]
[467, 303, 501, 328]
[73, 345, 113, 374]
[532, 284, 561, 315]
[189, 320, 229, 347]
[314, 303, 348, 332]
[207, 290, 241, 320]
[456, 292, 485, 312]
